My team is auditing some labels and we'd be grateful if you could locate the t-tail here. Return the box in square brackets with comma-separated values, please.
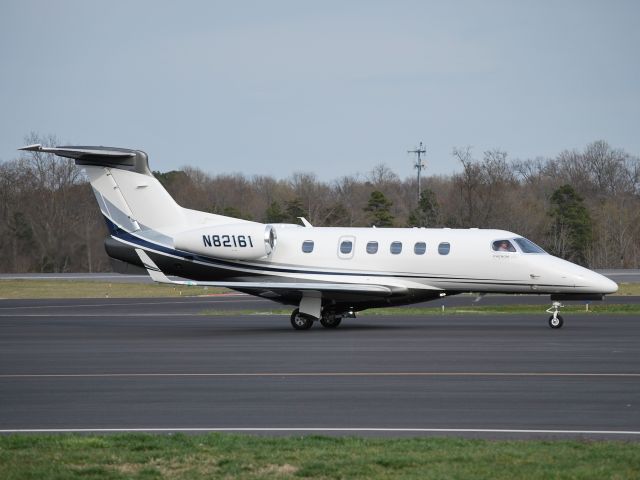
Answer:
[18, 144, 275, 269]
[20, 144, 197, 233]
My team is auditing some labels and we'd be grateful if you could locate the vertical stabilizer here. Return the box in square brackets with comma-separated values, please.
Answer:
[19, 144, 187, 234]
[84, 165, 186, 232]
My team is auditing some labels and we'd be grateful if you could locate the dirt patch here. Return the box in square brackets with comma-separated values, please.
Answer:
[257, 463, 299, 476]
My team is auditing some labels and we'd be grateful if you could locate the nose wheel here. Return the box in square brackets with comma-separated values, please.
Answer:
[546, 301, 564, 329]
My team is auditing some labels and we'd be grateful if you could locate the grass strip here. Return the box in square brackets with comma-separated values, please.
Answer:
[0, 433, 638, 479]
[0, 280, 228, 299]
[615, 282, 640, 296]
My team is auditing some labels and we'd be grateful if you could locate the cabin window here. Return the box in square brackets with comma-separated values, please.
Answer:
[302, 240, 314, 253]
[390, 241, 402, 255]
[366, 241, 378, 254]
[514, 237, 545, 253]
[438, 242, 450, 255]
[492, 240, 516, 252]
[340, 240, 353, 254]
[414, 242, 426, 255]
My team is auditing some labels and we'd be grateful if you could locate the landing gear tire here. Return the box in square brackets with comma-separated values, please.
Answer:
[320, 316, 342, 328]
[546, 301, 564, 329]
[290, 309, 313, 330]
[548, 314, 564, 329]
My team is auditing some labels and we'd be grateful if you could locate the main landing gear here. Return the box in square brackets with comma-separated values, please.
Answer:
[290, 309, 314, 330]
[546, 301, 564, 329]
[290, 309, 351, 330]
[320, 311, 342, 328]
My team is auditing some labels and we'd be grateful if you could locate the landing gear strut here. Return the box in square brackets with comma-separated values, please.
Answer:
[546, 301, 564, 329]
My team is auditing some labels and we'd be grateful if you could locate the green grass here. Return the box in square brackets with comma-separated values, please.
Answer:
[616, 282, 640, 296]
[0, 280, 228, 299]
[0, 433, 638, 479]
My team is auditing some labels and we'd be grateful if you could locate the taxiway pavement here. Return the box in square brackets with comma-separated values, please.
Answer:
[0, 297, 638, 440]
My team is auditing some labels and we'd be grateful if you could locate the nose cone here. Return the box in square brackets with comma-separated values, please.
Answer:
[589, 272, 618, 294]
[538, 255, 619, 294]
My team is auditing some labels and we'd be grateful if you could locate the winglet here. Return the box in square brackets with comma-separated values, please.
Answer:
[135, 248, 174, 284]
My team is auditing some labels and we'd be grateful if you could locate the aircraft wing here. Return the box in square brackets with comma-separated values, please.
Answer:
[135, 249, 399, 295]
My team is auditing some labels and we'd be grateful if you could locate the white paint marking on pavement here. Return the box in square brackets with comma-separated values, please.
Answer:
[0, 372, 638, 378]
[0, 313, 286, 317]
[0, 298, 265, 311]
[0, 427, 638, 436]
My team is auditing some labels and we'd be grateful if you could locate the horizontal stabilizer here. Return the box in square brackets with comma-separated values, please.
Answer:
[19, 144, 151, 176]
[19, 144, 136, 160]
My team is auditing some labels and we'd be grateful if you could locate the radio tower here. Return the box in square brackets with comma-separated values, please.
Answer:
[408, 141, 426, 202]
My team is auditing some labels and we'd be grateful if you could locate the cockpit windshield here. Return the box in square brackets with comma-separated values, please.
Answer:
[514, 237, 546, 253]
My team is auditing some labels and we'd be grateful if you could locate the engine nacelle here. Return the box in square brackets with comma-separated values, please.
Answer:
[173, 223, 276, 260]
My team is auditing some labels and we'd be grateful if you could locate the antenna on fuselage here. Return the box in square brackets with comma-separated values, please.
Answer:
[408, 141, 427, 202]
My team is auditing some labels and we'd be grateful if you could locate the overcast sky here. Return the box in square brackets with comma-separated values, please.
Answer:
[1, 1, 638, 179]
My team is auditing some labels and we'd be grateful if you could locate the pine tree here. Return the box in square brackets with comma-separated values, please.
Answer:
[549, 184, 593, 265]
[364, 190, 394, 227]
[284, 198, 306, 223]
[265, 201, 286, 223]
[407, 188, 440, 227]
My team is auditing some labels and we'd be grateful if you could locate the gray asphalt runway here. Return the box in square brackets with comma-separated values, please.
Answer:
[1, 297, 639, 440]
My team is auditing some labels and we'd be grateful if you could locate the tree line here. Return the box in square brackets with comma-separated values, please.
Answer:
[1, 134, 639, 272]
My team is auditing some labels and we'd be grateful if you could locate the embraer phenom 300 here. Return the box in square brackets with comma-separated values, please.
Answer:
[19, 144, 617, 330]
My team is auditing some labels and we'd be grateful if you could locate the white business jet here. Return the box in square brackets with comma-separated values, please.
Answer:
[19, 144, 617, 330]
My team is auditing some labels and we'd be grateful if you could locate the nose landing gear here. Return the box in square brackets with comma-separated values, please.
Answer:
[546, 301, 564, 329]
